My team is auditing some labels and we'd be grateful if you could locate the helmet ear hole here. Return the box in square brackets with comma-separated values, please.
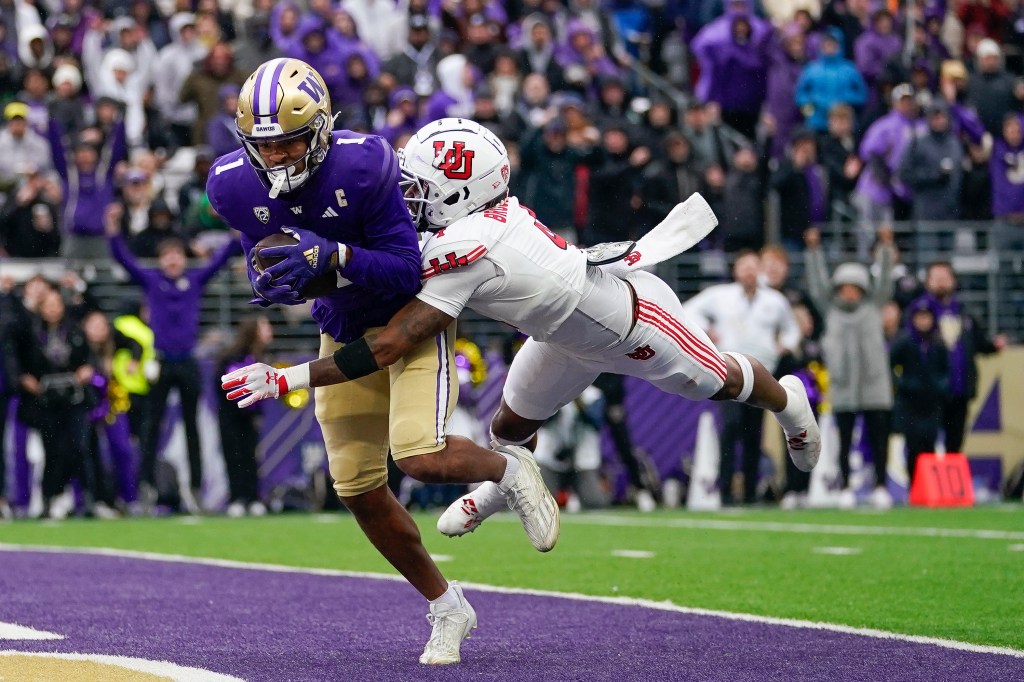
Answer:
[443, 193, 461, 206]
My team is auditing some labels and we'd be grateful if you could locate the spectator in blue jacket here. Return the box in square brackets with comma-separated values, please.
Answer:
[795, 27, 867, 132]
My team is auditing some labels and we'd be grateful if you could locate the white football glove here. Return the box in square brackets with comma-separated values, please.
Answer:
[221, 362, 295, 408]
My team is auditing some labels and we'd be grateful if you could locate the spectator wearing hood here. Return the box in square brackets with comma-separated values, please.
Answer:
[854, 10, 902, 95]
[82, 16, 157, 108]
[691, 0, 772, 92]
[889, 299, 950, 487]
[129, 0, 171, 49]
[426, 53, 477, 122]
[232, 12, 283, 75]
[206, 84, 241, 159]
[49, 65, 86, 137]
[95, 47, 147, 148]
[383, 13, 439, 96]
[0, 0, 41, 62]
[288, 16, 349, 106]
[17, 22, 53, 72]
[343, 0, 409, 61]
[0, 101, 52, 190]
[795, 27, 867, 133]
[965, 38, 1024, 136]
[682, 99, 745, 172]
[178, 42, 246, 145]
[268, 1, 302, 55]
[852, 84, 917, 259]
[694, 14, 769, 140]
[804, 225, 895, 510]
[990, 111, 1024, 221]
[377, 87, 420, 146]
[555, 18, 619, 91]
[154, 13, 207, 148]
[898, 100, 964, 222]
[516, 13, 564, 92]
[766, 22, 809, 159]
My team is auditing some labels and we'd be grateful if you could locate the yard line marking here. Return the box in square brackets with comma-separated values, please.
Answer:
[812, 547, 863, 556]
[611, 550, 656, 559]
[312, 514, 340, 523]
[0, 622, 64, 640]
[1, 544, 1021, 660]
[494, 513, 1024, 541]
[0, 651, 244, 681]
[1009, 544, 1024, 552]
[175, 517, 203, 525]
[429, 554, 454, 562]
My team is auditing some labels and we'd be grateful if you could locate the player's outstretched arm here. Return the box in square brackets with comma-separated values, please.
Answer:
[220, 300, 454, 407]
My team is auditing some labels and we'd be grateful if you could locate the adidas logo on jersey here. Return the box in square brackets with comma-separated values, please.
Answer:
[322, 207, 338, 218]
[304, 246, 319, 269]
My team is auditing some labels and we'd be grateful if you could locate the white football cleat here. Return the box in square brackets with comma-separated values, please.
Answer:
[636, 489, 657, 513]
[437, 483, 506, 537]
[778, 375, 821, 472]
[871, 486, 893, 510]
[419, 582, 477, 665]
[497, 445, 560, 552]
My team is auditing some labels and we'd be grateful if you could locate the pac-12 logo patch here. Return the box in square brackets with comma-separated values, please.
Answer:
[432, 141, 475, 180]
[253, 206, 270, 224]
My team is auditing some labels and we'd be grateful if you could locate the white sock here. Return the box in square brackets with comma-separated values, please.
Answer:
[430, 582, 462, 609]
[774, 382, 805, 433]
[496, 452, 520, 492]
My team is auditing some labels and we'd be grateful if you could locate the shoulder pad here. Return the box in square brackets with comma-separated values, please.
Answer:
[421, 229, 488, 280]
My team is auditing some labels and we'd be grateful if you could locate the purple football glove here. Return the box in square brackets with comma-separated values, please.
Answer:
[261, 227, 341, 294]
[252, 272, 306, 306]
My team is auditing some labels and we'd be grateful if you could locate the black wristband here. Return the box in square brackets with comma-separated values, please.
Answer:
[332, 337, 379, 380]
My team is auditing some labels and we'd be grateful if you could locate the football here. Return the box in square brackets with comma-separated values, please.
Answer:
[251, 233, 339, 299]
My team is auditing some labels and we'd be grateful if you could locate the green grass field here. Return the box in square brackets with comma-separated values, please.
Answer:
[2, 506, 1022, 651]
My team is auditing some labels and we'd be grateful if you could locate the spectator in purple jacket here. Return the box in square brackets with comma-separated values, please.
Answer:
[555, 18, 619, 91]
[691, 0, 772, 111]
[106, 212, 240, 515]
[852, 83, 917, 258]
[990, 112, 1024, 223]
[269, 1, 303, 55]
[696, 14, 769, 140]
[854, 10, 902, 92]
[766, 22, 809, 159]
[205, 84, 241, 159]
[48, 117, 128, 260]
[377, 87, 421, 146]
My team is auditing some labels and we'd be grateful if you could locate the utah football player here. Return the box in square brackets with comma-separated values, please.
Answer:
[222, 117, 822, 535]
[208, 61, 558, 665]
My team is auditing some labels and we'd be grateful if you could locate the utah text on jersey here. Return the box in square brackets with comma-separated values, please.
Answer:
[421, 247, 487, 279]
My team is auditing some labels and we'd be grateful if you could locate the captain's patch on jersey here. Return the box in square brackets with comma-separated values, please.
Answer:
[422, 246, 487, 279]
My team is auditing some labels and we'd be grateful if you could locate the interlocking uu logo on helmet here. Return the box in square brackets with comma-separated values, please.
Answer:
[432, 141, 475, 180]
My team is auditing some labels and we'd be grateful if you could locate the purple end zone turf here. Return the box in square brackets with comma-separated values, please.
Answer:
[0, 550, 1020, 681]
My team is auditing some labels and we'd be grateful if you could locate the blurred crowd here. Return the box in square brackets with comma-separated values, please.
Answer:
[1, 0, 1022, 519]
[0, 0, 1022, 261]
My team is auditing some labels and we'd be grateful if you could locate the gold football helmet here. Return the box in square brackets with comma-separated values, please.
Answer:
[236, 57, 332, 197]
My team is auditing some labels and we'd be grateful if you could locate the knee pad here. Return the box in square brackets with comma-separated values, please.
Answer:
[721, 352, 754, 403]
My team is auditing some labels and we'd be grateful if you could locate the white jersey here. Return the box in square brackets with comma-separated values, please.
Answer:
[417, 197, 634, 352]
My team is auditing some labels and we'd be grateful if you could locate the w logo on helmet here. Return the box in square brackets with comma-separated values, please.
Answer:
[433, 141, 475, 180]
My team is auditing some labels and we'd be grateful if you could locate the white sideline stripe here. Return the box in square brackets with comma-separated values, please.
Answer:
[0, 651, 243, 681]
[511, 513, 1024, 541]
[812, 547, 863, 556]
[1, 544, 1021, 660]
[0, 622, 64, 640]
[611, 550, 656, 559]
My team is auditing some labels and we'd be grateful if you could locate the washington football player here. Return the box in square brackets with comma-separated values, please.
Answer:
[208, 60, 559, 666]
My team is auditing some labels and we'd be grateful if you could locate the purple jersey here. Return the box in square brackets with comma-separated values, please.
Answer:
[207, 130, 421, 343]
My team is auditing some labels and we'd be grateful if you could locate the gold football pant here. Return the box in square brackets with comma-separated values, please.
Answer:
[314, 324, 458, 498]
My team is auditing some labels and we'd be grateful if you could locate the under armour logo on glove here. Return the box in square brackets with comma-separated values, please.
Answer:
[221, 362, 289, 408]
